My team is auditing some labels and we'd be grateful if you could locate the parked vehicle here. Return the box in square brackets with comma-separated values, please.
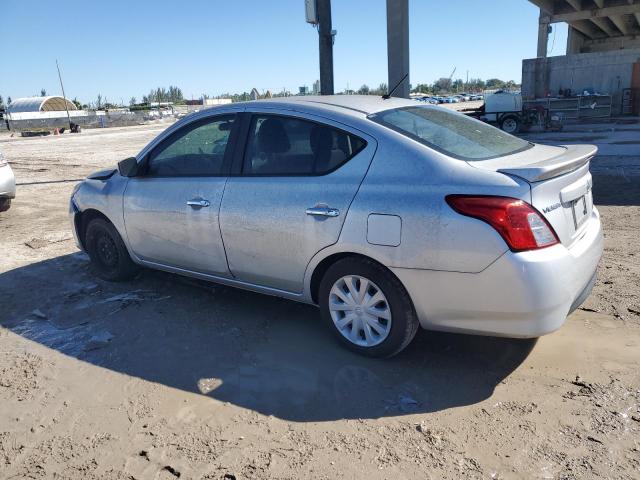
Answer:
[417, 96, 439, 105]
[465, 91, 562, 133]
[70, 96, 602, 357]
[0, 151, 15, 212]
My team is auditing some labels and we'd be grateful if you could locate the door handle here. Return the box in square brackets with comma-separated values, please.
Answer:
[306, 206, 339, 217]
[187, 198, 210, 208]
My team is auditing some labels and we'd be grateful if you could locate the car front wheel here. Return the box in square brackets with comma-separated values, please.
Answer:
[0, 199, 11, 212]
[85, 218, 139, 281]
[319, 257, 419, 358]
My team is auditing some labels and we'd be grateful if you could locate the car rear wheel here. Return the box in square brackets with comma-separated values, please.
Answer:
[85, 218, 139, 281]
[0, 199, 11, 212]
[319, 257, 419, 358]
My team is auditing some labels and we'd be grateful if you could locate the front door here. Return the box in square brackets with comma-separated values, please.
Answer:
[220, 112, 375, 292]
[123, 114, 237, 275]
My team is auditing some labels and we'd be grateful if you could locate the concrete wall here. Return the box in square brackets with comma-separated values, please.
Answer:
[522, 49, 640, 115]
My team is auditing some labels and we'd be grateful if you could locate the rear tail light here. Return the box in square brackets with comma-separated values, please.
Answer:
[445, 195, 559, 252]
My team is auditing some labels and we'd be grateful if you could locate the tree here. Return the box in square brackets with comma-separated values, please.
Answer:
[7, 96, 12, 105]
[129, 97, 137, 106]
[96, 94, 103, 110]
[370, 83, 387, 96]
[0, 95, 3, 108]
[357, 84, 370, 95]
[412, 83, 431, 94]
[432, 77, 452, 93]
[40, 89, 47, 97]
[72, 97, 82, 109]
[485, 78, 505, 90]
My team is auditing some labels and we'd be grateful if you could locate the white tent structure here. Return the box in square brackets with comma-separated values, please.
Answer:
[5, 96, 87, 134]
[7, 96, 77, 114]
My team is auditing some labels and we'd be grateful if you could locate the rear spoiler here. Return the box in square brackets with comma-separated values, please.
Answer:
[497, 144, 597, 183]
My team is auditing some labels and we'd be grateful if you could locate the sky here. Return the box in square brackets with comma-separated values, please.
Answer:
[1, 0, 568, 105]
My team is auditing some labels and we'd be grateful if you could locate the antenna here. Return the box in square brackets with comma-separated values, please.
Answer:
[382, 73, 408, 100]
[56, 59, 72, 131]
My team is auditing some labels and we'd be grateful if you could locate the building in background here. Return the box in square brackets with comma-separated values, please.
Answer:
[524, 0, 640, 115]
[312, 80, 320, 95]
[204, 98, 232, 106]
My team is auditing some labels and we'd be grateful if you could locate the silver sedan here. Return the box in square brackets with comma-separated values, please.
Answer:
[70, 96, 603, 357]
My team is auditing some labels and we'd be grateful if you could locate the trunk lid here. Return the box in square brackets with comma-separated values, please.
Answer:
[470, 143, 597, 247]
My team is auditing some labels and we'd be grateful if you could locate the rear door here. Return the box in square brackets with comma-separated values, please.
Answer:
[219, 111, 376, 293]
[123, 114, 238, 275]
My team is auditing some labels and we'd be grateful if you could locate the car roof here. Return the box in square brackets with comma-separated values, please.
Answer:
[243, 95, 416, 117]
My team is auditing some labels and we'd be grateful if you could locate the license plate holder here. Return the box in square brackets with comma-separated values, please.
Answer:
[572, 195, 588, 228]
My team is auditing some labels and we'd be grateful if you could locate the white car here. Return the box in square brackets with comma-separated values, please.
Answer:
[0, 151, 15, 212]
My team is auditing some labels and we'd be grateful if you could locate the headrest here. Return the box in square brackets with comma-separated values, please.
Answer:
[257, 118, 290, 154]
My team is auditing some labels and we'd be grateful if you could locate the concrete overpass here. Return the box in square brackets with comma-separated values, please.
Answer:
[524, 0, 640, 114]
[529, 0, 640, 55]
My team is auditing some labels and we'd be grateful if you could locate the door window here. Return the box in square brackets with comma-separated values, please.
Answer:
[146, 115, 235, 176]
[243, 115, 365, 175]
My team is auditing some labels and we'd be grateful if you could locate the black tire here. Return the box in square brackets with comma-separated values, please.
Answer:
[318, 257, 419, 358]
[0, 198, 11, 212]
[500, 115, 521, 134]
[85, 218, 138, 281]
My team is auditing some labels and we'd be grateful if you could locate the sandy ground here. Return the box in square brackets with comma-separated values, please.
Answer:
[0, 122, 639, 479]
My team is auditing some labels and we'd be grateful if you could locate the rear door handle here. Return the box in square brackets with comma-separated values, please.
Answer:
[306, 206, 339, 217]
[187, 198, 210, 208]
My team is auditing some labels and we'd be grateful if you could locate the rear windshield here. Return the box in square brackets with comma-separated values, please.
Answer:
[369, 106, 531, 160]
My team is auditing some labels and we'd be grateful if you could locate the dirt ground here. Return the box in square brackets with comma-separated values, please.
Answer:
[0, 122, 639, 480]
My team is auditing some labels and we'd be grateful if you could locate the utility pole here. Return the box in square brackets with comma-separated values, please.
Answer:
[386, 0, 410, 98]
[56, 59, 72, 131]
[317, 0, 334, 95]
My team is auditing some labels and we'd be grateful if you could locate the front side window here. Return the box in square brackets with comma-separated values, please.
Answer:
[243, 115, 366, 175]
[369, 106, 531, 161]
[146, 115, 235, 176]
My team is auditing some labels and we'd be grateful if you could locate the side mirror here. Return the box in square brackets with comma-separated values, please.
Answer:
[118, 157, 139, 177]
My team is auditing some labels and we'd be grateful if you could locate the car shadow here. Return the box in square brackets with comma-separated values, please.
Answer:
[0, 252, 536, 422]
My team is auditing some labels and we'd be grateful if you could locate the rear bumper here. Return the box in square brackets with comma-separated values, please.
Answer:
[392, 207, 603, 338]
[0, 165, 16, 198]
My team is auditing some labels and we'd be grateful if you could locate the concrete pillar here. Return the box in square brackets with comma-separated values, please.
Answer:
[386, 0, 410, 98]
[566, 26, 585, 55]
[537, 10, 550, 58]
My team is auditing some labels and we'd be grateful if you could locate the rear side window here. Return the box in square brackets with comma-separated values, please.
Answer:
[243, 115, 366, 175]
[369, 106, 531, 160]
